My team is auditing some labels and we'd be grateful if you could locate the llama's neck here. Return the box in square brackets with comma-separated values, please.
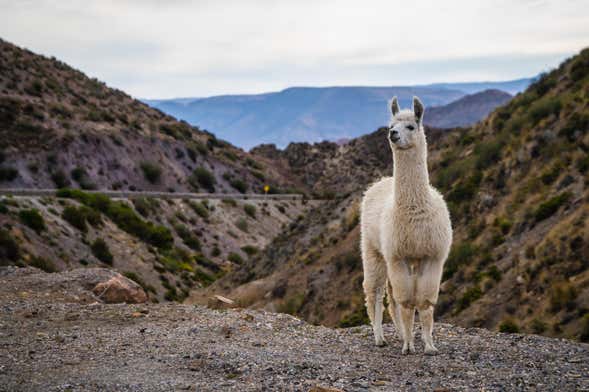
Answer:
[392, 143, 430, 205]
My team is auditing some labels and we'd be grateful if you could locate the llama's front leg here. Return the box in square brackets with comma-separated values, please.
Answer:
[388, 261, 415, 354]
[416, 259, 444, 355]
[399, 304, 415, 355]
[362, 247, 387, 346]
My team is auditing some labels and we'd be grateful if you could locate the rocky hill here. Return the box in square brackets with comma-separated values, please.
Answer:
[203, 48, 589, 342]
[425, 89, 513, 128]
[1, 266, 588, 391]
[0, 38, 316, 303]
[0, 38, 298, 194]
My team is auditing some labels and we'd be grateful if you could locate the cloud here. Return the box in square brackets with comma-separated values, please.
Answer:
[0, 0, 587, 98]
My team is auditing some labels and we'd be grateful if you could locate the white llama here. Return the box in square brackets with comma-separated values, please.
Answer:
[360, 96, 452, 355]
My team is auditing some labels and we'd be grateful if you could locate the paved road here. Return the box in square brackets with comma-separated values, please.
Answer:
[0, 188, 304, 201]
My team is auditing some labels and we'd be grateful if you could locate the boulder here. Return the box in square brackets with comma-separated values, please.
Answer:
[92, 274, 147, 304]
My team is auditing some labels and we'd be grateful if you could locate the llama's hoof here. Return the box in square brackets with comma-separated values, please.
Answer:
[401, 342, 415, 355]
[424, 346, 439, 356]
[375, 337, 388, 347]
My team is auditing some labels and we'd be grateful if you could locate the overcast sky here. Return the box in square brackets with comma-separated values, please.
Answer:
[0, 0, 587, 99]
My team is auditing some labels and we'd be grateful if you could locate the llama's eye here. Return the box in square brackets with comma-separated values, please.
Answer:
[407, 125, 415, 131]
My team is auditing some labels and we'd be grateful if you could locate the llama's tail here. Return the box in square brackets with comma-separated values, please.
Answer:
[386, 279, 401, 334]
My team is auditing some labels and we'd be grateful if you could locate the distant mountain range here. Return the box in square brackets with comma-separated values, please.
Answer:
[146, 79, 533, 150]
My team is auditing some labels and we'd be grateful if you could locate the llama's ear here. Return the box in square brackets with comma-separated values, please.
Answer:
[390, 96, 400, 116]
[413, 96, 424, 123]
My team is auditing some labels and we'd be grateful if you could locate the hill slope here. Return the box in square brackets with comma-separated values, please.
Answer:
[146, 79, 532, 150]
[0, 38, 297, 194]
[1, 267, 588, 391]
[201, 49, 589, 342]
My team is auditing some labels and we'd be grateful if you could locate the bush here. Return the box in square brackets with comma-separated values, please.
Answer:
[550, 283, 577, 312]
[338, 305, 369, 327]
[29, 256, 57, 272]
[140, 161, 162, 184]
[91, 238, 113, 265]
[132, 197, 160, 217]
[193, 268, 215, 286]
[51, 169, 70, 188]
[580, 314, 589, 343]
[70, 167, 96, 190]
[243, 204, 256, 218]
[530, 318, 547, 334]
[19, 209, 46, 233]
[443, 242, 477, 280]
[122, 271, 149, 292]
[235, 218, 248, 232]
[533, 192, 571, 222]
[228, 252, 244, 264]
[474, 141, 502, 170]
[0, 166, 18, 182]
[221, 198, 237, 207]
[456, 286, 482, 312]
[499, 319, 520, 333]
[230, 179, 248, 193]
[529, 97, 562, 124]
[190, 167, 216, 192]
[446, 171, 482, 204]
[174, 224, 201, 251]
[57, 189, 173, 249]
[241, 245, 259, 256]
[189, 201, 209, 219]
[0, 229, 20, 263]
[62, 205, 101, 232]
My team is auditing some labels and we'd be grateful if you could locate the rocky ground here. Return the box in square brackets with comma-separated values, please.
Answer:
[1, 267, 588, 392]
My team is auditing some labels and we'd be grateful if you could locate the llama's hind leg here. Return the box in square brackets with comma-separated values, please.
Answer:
[388, 261, 416, 354]
[416, 259, 444, 355]
[362, 246, 387, 346]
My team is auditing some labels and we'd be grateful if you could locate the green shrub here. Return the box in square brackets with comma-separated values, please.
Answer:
[70, 167, 96, 190]
[474, 141, 503, 170]
[530, 318, 547, 334]
[190, 167, 216, 192]
[174, 224, 201, 251]
[243, 204, 256, 218]
[0, 229, 20, 263]
[533, 192, 571, 222]
[57, 189, 173, 249]
[189, 201, 209, 219]
[338, 305, 369, 327]
[139, 161, 162, 184]
[122, 271, 149, 292]
[221, 198, 237, 207]
[228, 252, 244, 264]
[0, 201, 8, 214]
[446, 171, 482, 204]
[29, 256, 57, 272]
[241, 245, 259, 256]
[19, 209, 46, 233]
[193, 267, 215, 286]
[529, 97, 562, 124]
[550, 283, 577, 312]
[230, 179, 248, 193]
[132, 197, 160, 217]
[51, 169, 69, 188]
[211, 246, 221, 257]
[235, 218, 248, 232]
[443, 242, 477, 280]
[91, 238, 113, 265]
[499, 319, 520, 333]
[0, 166, 18, 182]
[540, 163, 562, 185]
[456, 286, 482, 312]
[277, 292, 306, 315]
[487, 265, 502, 282]
[62, 205, 101, 232]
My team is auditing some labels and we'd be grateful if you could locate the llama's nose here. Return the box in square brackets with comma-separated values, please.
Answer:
[390, 130, 399, 142]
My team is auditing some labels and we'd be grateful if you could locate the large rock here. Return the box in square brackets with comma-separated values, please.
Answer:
[92, 274, 148, 304]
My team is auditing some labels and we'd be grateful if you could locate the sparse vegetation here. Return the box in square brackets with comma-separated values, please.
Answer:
[499, 319, 520, 333]
[19, 209, 46, 233]
[533, 192, 571, 222]
[28, 256, 57, 273]
[228, 252, 244, 264]
[0, 166, 18, 182]
[230, 179, 248, 193]
[190, 167, 216, 192]
[243, 203, 257, 218]
[140, 161, 162, 184]
[0, 229, 20, 263]
[91, 238, 113, 265]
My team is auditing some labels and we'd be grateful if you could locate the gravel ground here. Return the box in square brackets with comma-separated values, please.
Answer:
[1, 267, 588, 391]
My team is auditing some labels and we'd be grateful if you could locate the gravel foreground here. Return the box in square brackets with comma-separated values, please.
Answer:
[0, 267, 588, 391]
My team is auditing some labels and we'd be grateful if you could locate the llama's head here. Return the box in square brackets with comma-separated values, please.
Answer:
[388, 96, 425, 151]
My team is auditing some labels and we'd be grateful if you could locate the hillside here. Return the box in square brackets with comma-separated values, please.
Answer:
[1, 267, 588, 391]
[0, 38, 315, 303]
[201, 48, 589, 342]
[425, 89, 513, 128]
[146, 79, 532, 150]
[0, 38, 298, 194]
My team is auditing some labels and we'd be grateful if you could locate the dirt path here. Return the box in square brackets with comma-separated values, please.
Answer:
[0, 267, 588, 391]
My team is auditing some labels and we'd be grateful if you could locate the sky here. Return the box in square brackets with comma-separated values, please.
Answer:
[0, 0, 587, 99]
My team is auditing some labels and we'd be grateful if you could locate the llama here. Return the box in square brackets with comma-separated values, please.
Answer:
[360, 96, 452, 355]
